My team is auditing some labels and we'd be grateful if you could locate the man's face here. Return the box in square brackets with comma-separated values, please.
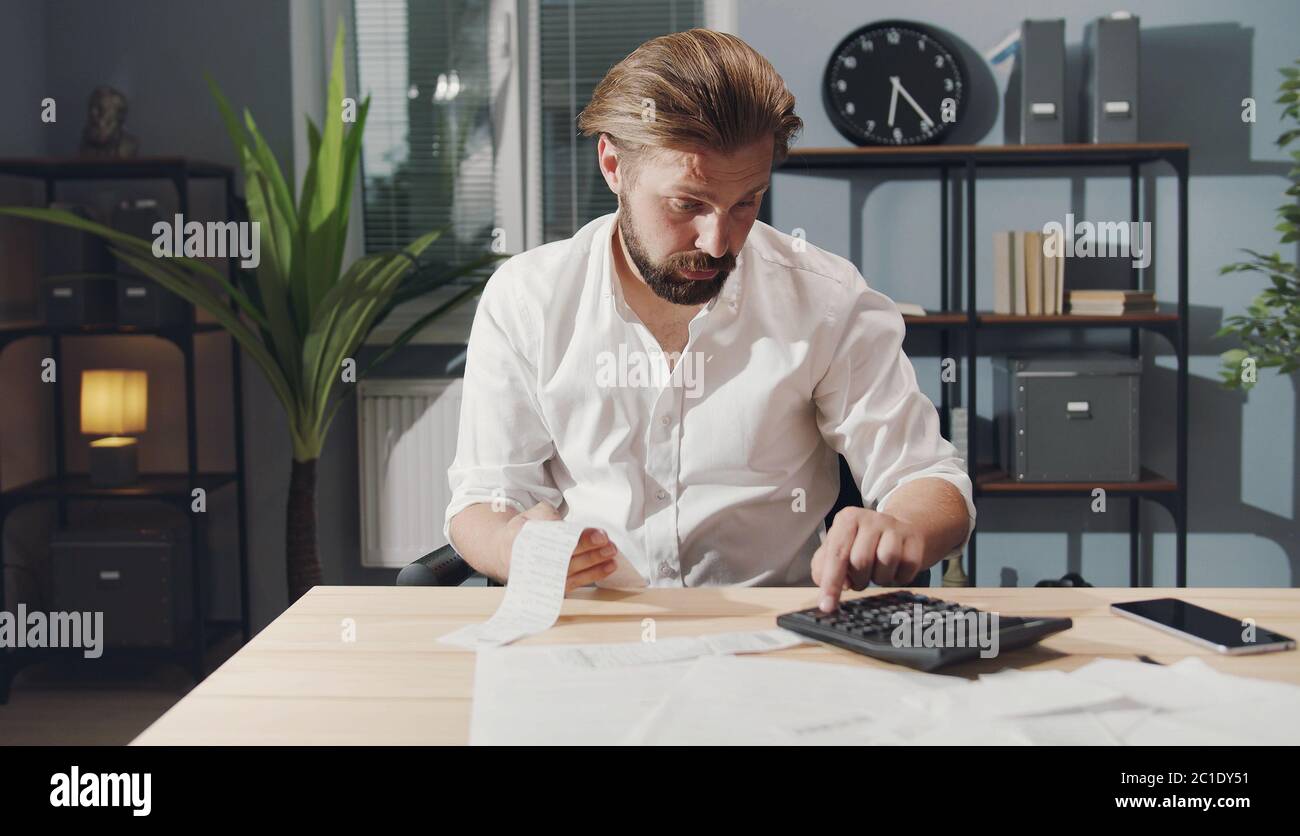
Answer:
[613, 137, 772, 306]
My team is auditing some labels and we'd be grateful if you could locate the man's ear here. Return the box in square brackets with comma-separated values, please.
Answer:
[596, 134, 624, 196]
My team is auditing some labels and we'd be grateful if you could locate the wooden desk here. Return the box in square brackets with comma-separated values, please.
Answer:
[132, 587, 1300, 745]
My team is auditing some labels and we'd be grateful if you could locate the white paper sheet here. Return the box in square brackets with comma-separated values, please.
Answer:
[545, 628, 810, 669]
[903, 668, 1125, 719]
[473, 647, 1300, 743]
[1069, 656, 1300, 712]
[624, 655, 966, 745]
[469, 635, 811, 744]
[469, 644, 696, 745]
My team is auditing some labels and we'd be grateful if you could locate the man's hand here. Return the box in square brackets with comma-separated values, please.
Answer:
[810, 507, 930, 613]
[491, 501, 620, 591]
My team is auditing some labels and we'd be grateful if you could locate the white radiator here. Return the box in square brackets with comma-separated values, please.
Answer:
[357, 378, 463, 568]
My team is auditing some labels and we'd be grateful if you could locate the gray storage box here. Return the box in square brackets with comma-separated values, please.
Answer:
[117, 276, 193, 328]
[994, 354, 1141, 482]
[1005, 19, 1066, 144]
[1081, 14, 1141, 143]
[44, 276, 118, 327]
[41, 203, 115, 326]
[113, 199, 194, 328]
[49, 527, 193, 649]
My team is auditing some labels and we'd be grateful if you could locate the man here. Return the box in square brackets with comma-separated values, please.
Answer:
[445, 29, 974, 612]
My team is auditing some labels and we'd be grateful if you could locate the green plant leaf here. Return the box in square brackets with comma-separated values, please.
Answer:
[299, 24, 350, 323]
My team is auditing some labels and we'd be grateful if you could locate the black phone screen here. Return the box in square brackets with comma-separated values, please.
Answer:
[1114, 598, 1293, 649]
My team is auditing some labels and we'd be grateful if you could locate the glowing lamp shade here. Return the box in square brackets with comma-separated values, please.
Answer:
[81, 369, 148, 436]
[80, 369, 148, 486]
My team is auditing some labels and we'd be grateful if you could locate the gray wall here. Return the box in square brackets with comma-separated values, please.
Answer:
[740, 0, 1300, 587]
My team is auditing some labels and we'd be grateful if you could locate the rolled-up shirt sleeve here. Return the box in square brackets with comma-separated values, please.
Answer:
[443, 265, 564, 550]
[812, 272, 976, 558]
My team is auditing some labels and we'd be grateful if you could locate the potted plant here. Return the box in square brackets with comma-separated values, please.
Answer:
[1, 23, 502, 602]
[1217, 57, 1300, 390]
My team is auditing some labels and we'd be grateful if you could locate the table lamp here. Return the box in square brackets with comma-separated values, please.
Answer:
[81, 369, 148, 487]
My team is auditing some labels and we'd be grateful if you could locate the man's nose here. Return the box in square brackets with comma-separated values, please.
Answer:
[695, 213, 730, 259]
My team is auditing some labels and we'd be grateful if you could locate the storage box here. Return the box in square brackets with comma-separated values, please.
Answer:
[116, 277, 193, 328]
[994, 353, 1141, 482]
[112, 199, 193, 328]
[44, 276, 118, 327]
[42, 203, 116, 326]
[49, 527, 193, 649]
[1081, 14, 1141, 143]
[1005, 19, 1066, 145]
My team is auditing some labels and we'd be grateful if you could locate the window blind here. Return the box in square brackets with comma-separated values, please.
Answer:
[354, 0, 496, 263]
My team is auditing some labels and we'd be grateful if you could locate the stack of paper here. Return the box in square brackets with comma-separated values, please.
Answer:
[468, 645, 1300, 745]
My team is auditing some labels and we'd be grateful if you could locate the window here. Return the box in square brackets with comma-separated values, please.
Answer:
[355, 0, 496, 260]
[354, 0, 501, 342]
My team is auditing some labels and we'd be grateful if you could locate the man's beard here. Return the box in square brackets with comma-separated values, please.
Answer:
[618, 203, 735, 306]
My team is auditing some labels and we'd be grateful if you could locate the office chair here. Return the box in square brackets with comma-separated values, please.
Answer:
[396, 455, 931, 587]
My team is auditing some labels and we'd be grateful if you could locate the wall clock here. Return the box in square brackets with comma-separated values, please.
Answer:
[823, 20, 967, 146]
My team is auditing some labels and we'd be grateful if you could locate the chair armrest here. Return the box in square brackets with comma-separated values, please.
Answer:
[396, 543, 475, 587]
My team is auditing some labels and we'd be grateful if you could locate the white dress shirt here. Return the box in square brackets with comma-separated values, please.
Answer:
[445, 212, 975, 586]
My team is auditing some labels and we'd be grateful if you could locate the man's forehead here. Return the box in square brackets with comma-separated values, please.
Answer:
[655, 144, 772, 195]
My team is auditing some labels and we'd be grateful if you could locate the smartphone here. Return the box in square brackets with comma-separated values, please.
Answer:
[1112, 598, 1296, 655]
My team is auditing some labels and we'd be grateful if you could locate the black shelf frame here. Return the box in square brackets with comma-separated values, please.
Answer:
[760, 142, 1190, 588]
[0, 157, 251, 703]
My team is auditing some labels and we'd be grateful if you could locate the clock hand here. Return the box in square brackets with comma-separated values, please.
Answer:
[893, 78, 935, 127]
[887, 76, 900, 127]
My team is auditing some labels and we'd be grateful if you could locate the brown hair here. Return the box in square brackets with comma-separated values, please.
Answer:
[577, 29, 802, 172]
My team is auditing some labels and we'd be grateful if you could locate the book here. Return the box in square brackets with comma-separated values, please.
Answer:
[993, 229, 1069, 316]
[1024, 231, 1043, 315]
[1067, 289, 1156, 315]
[1068, 290, 1155, 301]
[1043, 229, 1060, 315]
[1055, 240, 1065, 314]
[895, 302, 927, 317]
[1012, 230, 1027, 314]
[993, 231, 1014, 314]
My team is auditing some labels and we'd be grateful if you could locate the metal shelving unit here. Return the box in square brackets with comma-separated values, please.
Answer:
[760, 142, 1190, 587]
[0, 157, 251, 703]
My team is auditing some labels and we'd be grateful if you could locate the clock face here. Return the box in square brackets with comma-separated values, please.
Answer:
[823, 20, 966, 146]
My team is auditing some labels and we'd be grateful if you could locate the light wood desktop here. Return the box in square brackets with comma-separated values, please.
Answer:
[132, 587, 1300, 745]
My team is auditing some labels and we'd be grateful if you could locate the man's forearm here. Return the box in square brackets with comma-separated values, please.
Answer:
[878, 478, 971, 571]
[448, 503, 519, 582]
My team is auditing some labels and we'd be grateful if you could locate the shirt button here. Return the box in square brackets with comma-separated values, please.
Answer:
[660, 415, 671, 426]
[656, 489, 668, 501]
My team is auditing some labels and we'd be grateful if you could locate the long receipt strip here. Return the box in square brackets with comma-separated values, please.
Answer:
[439, 519, 646, 649]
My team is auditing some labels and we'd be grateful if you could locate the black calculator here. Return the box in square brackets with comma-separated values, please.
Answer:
[777, 591, 1072, 672]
